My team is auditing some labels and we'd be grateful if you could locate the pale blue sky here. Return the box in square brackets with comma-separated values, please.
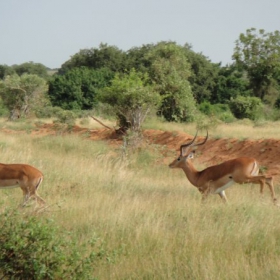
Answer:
[0, 0, 279, 69]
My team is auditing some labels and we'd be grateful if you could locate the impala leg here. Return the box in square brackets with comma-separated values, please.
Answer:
[201, 193, 209, 203]
[21, 189, 30, 206]
[33, 177, 45, 207]
[33, 193, 46, 206]
[26, 189, 46, 207]
[264, 177, 277, 203]
[218, 191, 228, 203]
[20, 187, 44, 207]
[21, 177, 46, 207]
[259, 179, 265, 200]
[246, 176, 277, 204]
[200, 184, 211, 203]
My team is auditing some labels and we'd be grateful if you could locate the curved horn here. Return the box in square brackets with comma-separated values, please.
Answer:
[179, 131, 208, 155]
[180, 131, 198, 155]
[194, 130, 208, 146]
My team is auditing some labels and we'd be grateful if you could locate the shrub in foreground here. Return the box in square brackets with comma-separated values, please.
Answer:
[0, 209, 105, 279]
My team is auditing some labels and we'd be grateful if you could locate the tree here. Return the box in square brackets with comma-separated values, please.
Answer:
[0, 65, 15, 80]
[233, 28, 280, 105]
[12, 62, 49, 80]
[213, 64, 251, 104]
[48, 67, 114, 110]
[59, 43, 127, 74]
[126, 43, 155, 74]
[0, 74, 49, 120]
[98, 69, 161, 132]
[183, 44, 220, 104]
[146, 42, 197, 122]
[228, 96, 263, 120]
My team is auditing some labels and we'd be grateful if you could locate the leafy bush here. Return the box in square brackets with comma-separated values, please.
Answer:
[228, 96, 263, 120]
[54, 109, 77, 126]
[198, 102, 236, 123]
[195, 114, 219, 131]
[0, 97, 9, 117]
[98, 69, 161, 132]
[48, 67, 114, 110]
[0, 73, 49, 120]
[0, 209, 105, 279]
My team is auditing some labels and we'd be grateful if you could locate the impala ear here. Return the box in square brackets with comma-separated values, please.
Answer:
[187, 151, 195, 159]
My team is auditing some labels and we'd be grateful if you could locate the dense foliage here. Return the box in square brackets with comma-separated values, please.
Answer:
[0, 209, 106, 279]
[0, 28, 280, 123]
[48, 67, 113, 110]
[233, 28, 280, 105]
[229, 96, 263, 120]
[98, 69, 161, 131]
[0, 73, 49, 119]
[146, 42, 197, 122]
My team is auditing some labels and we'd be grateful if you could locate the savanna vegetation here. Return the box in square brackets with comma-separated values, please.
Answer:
[0, 27, 280, 278]
[0, 28, 279, 128]
[0, 119, 279, 279]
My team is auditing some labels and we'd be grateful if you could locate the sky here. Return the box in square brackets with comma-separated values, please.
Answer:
[0, 0, 279, 69]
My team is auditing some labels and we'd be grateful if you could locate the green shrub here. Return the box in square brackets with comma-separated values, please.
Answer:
[0, 97, 9, 117]
[228, 96, 263, 120]
[198, 102, 236, 123]
[52, 109, 79, 134]
[0, 209, 105, 279]
[198, 101, 213, 116]
[195, 115, 219, 131]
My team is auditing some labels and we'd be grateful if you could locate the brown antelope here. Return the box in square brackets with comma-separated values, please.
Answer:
[169, 131, 277, 203]
[0, 163, 45, 207]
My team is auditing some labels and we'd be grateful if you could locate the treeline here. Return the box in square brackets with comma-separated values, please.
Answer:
[0, 28, 280, 126]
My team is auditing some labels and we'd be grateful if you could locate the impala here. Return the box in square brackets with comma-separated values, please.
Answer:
[0, 163, 45, 207]
[169, 131, 277, 203]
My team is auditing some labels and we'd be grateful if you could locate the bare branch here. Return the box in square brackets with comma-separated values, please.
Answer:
[90, 116, 113, 130]
[10, 87, 26, 93]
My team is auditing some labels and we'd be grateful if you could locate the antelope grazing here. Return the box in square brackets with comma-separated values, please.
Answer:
[0, 163, 45, 207]
[169, 131, 277, 203]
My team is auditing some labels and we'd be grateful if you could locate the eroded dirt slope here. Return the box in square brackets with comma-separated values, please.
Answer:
[143, 129, 280, 183]
[3, 123, 280, 183]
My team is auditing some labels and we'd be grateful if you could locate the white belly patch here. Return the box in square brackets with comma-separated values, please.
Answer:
[213, 180, 235, 194]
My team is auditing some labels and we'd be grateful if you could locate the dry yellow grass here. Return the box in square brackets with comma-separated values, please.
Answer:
[0, 123, 280, 279]
[143, 118, 280, 139]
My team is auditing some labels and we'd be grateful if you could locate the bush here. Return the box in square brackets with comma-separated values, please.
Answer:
[198, 102, 236, 123]
[54, 109, 77, 125]
[195, 114, 219, 131]
[0, 209, 105, 279]
[228, 96, 263, 120]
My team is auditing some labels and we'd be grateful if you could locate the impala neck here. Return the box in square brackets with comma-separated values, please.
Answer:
[181, 160, 200, 187]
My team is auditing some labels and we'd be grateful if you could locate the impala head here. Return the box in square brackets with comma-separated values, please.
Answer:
[169, 131, 208, 169]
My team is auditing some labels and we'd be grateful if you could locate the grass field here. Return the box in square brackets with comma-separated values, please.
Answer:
[0, 120, 280, 279]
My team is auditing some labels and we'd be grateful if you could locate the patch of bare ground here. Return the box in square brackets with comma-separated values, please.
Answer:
[143, 129, 280, 183]
[2, 123, 280, 183]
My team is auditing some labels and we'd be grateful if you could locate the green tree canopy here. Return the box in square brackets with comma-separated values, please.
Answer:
[48, 67, 114, 110]
[213, 64, 251, 104]
[98, 69, 161, 132]
[0, 73, 49, 119]
[59, 43, 127, 74]
[233, 28, 280, 104]
[228, 95, 263, 120]
[146, 42, 197, 122]
[0, 65, 16, 80]
[183, 44, 220, 104]
[12, 62, 49, 80]
[126, 44, 155, 74]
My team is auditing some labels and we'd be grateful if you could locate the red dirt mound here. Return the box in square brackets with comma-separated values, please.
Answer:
[143, 129, 280, 183]
[3, 124, 280, 183]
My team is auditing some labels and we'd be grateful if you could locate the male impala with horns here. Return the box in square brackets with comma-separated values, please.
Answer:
[169, 131, 277, 203]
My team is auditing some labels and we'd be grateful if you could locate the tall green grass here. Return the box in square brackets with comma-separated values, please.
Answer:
[0, 128, 279, 279]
